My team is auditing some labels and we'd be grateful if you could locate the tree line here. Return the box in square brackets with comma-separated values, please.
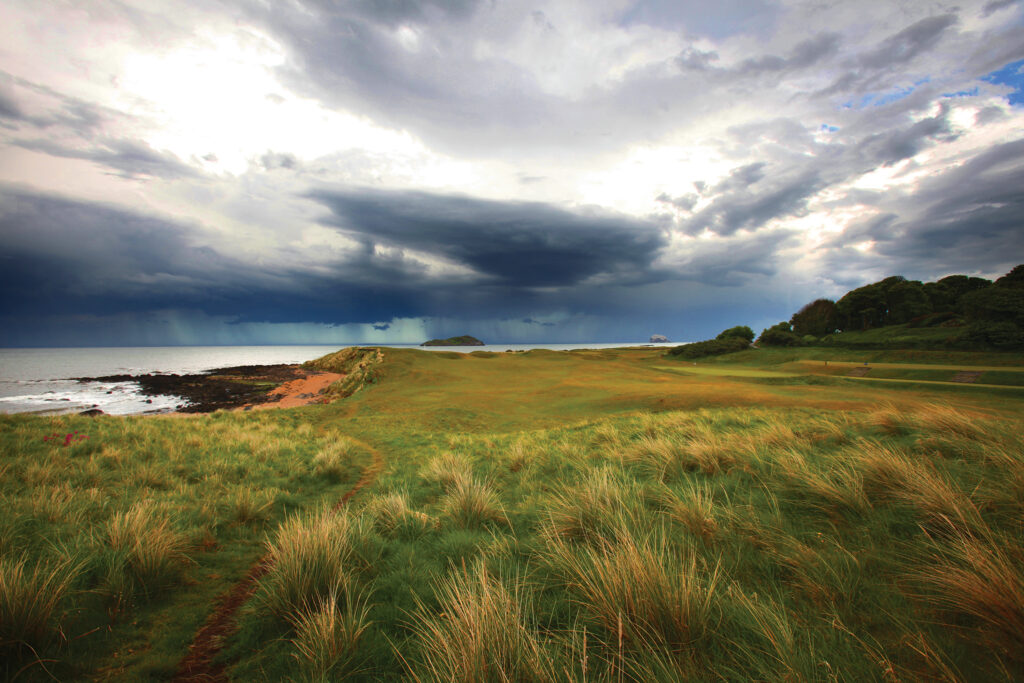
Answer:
[767, 264, 1024, 349]
[668, 264, 1024, 358]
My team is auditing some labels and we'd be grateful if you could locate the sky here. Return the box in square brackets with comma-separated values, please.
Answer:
[1, 0, 1023, 347]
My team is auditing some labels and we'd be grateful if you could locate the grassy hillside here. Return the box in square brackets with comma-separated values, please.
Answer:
[818, 322, 964, 349]
[2, 346, 1024, 680]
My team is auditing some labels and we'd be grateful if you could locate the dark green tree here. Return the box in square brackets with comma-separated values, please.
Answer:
[757, 322, 802, 346]
[885, 280, 932, 324]
[835, 280, 889, 330]
[790, 299, 837, 337]
[716, 325, 755, 343]
[935, 274, 991, 313]
[994, 264, 1024, 289]
[960, 286, 1024, 327]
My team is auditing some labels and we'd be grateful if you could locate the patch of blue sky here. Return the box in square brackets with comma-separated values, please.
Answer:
[842, 78, 930, 110]
[943, 86, 979, 99]
[981, 59, 1024, 106]
[820, 124, 839, 132]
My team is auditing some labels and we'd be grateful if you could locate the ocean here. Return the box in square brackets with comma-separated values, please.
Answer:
[0, 342, 677, 415]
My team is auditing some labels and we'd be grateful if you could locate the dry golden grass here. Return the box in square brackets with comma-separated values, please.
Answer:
[258, 507, 366, 620]
[544, 467, 635, 544]
[105, 500, 189, 591]
[653, 481, 719, 539]
[914, 517, 1024, 661]
[773, 448, 870, 517]
[407, 560, 554, 682]
[546, 532, 721, 653]
[420, 452, 474, 490]
[363, 490, 432, 537]
[853, 441, 982, 531]
[440, 477, 508, 529]
[289, 582, 374, 679]
[912, 403, 990, 441]
[0, 555, 80, 656]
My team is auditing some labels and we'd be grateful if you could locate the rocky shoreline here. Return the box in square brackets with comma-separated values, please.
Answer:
[75, 364, 309, 414]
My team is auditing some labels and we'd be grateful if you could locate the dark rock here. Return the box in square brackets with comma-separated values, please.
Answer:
[79, 408, 105, 416]
[73, 364, 308, 413]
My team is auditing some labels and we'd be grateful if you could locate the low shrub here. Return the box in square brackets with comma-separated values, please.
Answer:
[667, 336, 750, 359]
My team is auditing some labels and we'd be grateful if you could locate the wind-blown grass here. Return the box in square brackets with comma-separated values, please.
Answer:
[406, 560, 554, 682]
[2, 345, 1023, 680]
[0, 555, 79, 657]
[257, 507, 370, 620]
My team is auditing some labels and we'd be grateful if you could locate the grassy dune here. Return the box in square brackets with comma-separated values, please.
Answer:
[2, 346, 1023, 680]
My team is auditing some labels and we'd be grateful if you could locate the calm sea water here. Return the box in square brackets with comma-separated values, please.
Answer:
[0, 342, 676, 415]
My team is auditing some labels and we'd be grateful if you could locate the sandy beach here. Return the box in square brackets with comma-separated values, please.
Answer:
[247, 371, 344, 410]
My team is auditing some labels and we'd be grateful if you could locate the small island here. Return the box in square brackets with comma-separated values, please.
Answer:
[421, 335, 485, 346]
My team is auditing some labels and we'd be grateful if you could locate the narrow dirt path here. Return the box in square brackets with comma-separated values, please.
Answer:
[172, 440, 384, 682]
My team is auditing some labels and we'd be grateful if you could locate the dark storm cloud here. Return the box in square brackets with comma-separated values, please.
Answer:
[0, 187, 243, 315]
[677, 33, 842, 77]
[310, 188, 668, 287]
[664, 228, 799, 287]
[982, 0, 1018, 16]
[14, 137, 198, 179]
[0, 186, 680, 338]
[680, 165, 825, 237]
[344, 0, 480, 25]
[857, 15, 957, 70]
[243, 0, 552, 150]
[855, 106, 956, 166]
[2, 73, 115, 135]
[813, 15, 958, 100]
[818, 138, 1024, 280]
[0, 76, 24, 121]
[0, 186, 455, 329]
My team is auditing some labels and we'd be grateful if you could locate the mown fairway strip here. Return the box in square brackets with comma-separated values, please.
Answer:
[840, 375, 1024, 389]
[795, 359, 1024, 372]
[173, 439, 384, 682]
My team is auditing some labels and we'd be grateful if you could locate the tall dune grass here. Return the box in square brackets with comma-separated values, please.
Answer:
[289, 582, 374, 679]
[406, 560, 554, 682]
[0, 555, 79, 656]
[257, 507, 368, 620]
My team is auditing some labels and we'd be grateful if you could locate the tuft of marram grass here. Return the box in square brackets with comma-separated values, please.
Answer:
[773, 448, 870, 517]
[257, 507, 367, 620]
[546, 531, 721, 654]
[852, 441, 983, 532]
[545, 467, 635, 544]
[654, 480, 719, 539]
[913, 516, 1024, 660]
[363, 490, 432, 538]
[407, 560, 554, 683]
[912, 402, 989, 441]
[313, 436, 358, 481]
[290, 582, 374, 679]
[229, 486, 274, 525]
[0, 555, 79, 655]
[105, 500, 188, 593]
[865, 402, 914, 436]
[420, 452, 474, 491]
[440, 477, 508, 529]
[626, 428, 738, 480]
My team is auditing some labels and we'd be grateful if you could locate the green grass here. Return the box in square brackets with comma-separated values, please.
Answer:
[2, 345, 1023, 680]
